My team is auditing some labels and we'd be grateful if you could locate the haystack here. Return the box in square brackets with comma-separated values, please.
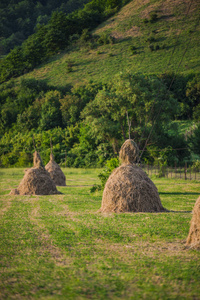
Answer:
[100, 139, 166, 213]
[10, 151, 60, 195]
[45, 153, 66, 186]
[186, 196, 200, 249]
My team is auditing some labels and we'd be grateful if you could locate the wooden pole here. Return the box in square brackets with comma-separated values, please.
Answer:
[184, 162, 187, 180]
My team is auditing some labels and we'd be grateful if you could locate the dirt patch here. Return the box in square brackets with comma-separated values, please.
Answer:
[140, 0, 198, 21]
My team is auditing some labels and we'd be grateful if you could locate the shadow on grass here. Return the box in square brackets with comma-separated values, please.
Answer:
[159, 192, 199, 195]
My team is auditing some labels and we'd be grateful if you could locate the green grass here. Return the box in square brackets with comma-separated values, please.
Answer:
[0, 168, 200, 299]
[22, 0, 200, 89]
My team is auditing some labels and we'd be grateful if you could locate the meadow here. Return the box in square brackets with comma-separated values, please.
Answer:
[0, 168, 200, 299]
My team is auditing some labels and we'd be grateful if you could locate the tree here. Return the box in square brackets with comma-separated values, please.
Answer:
[82, 72, 178, 153]
[39, 90, 62, 130]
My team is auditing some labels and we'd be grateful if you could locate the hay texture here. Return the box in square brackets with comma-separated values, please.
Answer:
[119, 139, 139, 164]
[10, 151, 60, 195]
[45, 153, 66, 186]
[101, 139, 166, 213]
[186, 196, 200, 249]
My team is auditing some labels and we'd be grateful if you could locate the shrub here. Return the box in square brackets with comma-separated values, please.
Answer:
[149, 44, 154, 51]
[97, 33, 115, 45]
[129, 45, 137, 55]
[90, 157, 119, 192]
[149, 12, 158, 23]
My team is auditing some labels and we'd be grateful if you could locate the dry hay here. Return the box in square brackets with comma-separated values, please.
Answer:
[101, 139, 166, 213]
[119, 139, 139, 164]
[45, 153, 66, 186]
[10, 151, 60, 195]
[186, 196, 200, 250]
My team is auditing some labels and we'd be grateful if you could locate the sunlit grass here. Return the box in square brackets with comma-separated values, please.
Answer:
[0, 168, 200, 299]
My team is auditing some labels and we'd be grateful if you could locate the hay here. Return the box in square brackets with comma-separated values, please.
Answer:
[119, 139, 139, 164]
[186, 196, 200, 250]
[101, 139, 166, 213]
[10, 151, 60, 195]
[45, 153, 66, 186]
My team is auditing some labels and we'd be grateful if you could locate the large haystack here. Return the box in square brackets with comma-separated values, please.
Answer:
[100, 139, 166, 213]
[45, 153, 66, 186]
[186, 196, 200, 249]
[10, 151, 60, 195]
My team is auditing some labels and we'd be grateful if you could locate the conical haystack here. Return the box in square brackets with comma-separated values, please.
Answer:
[45, 153, 66, 186]
[101, 139, 166, 213]
[186, 196, 200, 249]
[10, 151, 60, 195]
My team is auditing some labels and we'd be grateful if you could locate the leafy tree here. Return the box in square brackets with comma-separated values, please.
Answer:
[82, 72, 178, 154]
[39, 90, 62, 130]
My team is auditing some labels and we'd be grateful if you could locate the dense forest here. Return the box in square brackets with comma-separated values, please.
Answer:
[0, 0, 92, 55]
[0, 0, 200, 168]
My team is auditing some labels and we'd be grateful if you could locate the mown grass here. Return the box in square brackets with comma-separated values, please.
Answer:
[0, 168, 200, 299]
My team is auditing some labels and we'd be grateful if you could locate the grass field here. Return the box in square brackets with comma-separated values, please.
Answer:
[0, 168, 200, 299]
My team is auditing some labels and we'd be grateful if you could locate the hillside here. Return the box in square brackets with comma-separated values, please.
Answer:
[24, 0, 200, 88]
[0, 0, 200, 168]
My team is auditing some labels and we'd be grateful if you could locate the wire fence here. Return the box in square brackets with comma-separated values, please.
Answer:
[140, 163, 200, 181]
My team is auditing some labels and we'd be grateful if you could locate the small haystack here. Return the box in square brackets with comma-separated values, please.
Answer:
[186, 196, 200, 249]
[45, 153, 66, 186]
[100, 139, 166, 213]
[10, 151, 60, 195]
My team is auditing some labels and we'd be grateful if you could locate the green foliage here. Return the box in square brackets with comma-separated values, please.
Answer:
[149, 12, 158, 23]
[97, 33, 115, 45]
[191, 160, 200, 171]
[90, 157, 119, 192]
[0, 0, 124, 83]
[39, 90, 62, 131]
[82, 72, 178, 149]
[129, 45, 137, 55]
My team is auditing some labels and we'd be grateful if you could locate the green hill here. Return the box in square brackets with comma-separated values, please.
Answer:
[0, 0, 200, 168]
[24, 0, 200, 88]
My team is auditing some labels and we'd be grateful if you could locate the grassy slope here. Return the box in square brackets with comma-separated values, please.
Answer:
[0, 168, 200, 299]
[22, 0, 200, 89]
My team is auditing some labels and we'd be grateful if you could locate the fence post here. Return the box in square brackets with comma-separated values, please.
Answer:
[65, 150, 67, 168]
[184, 162, 187, 180]
[175, 162, 177, 178]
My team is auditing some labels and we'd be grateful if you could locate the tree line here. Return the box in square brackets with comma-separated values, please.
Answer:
[0, 71, 199, 168]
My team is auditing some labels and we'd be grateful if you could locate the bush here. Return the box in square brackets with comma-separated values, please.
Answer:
[97, 33, 115, 45]
[129, 45, 137, 55]
[90, 157, 119, 192]
[149, 44, 154, 51]
[149, 12, 158, 23]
